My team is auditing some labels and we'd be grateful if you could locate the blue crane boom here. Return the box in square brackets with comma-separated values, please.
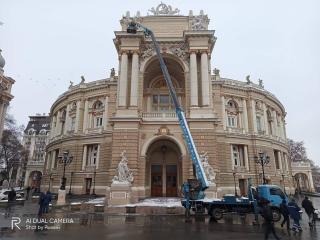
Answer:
[127, 22, 209, 193]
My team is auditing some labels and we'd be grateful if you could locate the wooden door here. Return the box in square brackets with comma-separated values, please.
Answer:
[151, 165, 162, 197]
[85, 178, 92, 194]
[166, 165, 177, 197]
[239, 179, 247, 196]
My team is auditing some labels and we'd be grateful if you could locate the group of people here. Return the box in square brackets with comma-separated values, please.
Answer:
[261, 196, 316, 240]
[38, 190, 52, 216]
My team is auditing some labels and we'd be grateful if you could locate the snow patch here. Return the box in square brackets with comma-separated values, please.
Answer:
[86, 197, 106, 204]
[114, 198, 183, 207]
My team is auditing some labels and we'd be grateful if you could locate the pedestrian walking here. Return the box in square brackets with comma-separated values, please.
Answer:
[301, 196, 315, 227]
[26, 186, 31, 200]
[288, 198, 302, 232]
[5, 188, 16, 217]
[43, 190, 52, 213]
[280, 199, 290, 230]
[261, 199, 281, 240]
[38, 192, 46, 217]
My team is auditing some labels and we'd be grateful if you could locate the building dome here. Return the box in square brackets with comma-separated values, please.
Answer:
[0, 49, 6, 69]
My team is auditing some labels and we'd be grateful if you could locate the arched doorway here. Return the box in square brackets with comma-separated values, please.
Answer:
[28, 171, 42, 190]
[146, 139, 182, 197]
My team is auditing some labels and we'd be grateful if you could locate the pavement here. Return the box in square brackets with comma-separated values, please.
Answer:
[0, 195, 319, 240]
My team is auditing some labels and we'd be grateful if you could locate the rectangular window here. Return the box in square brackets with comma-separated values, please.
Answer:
[70, 117, 76, 131]
[227, 116, 237, 127]
[274, 150, 280, 169]
[152, 94, 173, 112]
[256, 116, 262, 131]
[95, 117, 103, 127]
[232, 145, 245, 167]
[86, 144, 99, 166]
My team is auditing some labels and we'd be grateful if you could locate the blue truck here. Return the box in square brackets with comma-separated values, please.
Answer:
[126, 22, 287, 222]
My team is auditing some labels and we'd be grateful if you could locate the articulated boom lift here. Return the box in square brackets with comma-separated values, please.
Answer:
[127, 22, 209, 209]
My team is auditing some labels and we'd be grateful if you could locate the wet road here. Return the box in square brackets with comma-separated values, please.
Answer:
[0, 196, 319, 240]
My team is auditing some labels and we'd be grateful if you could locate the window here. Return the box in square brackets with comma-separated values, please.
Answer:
[274, 150, 280, 169]
[70, 117, 76, 131]
[232, 145, 245, 167]
[152, 94, 173, 112]
[227, 116, 237, 127]
[256, 116, 262, 131]
[270, 187, 285, 199]
[86, 144, 99, 166]
[93, 100, 103, 110]
[95, 117, 103, 127]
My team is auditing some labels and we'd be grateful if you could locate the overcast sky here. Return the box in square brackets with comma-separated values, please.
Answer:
[0, 0, 319, 165]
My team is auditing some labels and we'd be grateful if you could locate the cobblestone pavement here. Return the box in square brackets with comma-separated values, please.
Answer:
[0, 196, 319, 240]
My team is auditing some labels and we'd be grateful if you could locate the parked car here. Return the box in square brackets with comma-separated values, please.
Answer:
[0, 189, 24, 200]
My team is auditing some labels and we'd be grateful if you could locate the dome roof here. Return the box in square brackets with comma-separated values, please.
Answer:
[0, 49, 5, 69]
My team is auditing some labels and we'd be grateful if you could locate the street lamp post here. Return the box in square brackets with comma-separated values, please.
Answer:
[57, 151, 73, 205]
[232, 170, 238, 197]
[254, 152, 270, 185]
[68, 172, 74, 195]
[281, 174, 286, 194]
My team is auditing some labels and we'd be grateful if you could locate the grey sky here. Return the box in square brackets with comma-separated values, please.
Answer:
[1, 0, 319, 164]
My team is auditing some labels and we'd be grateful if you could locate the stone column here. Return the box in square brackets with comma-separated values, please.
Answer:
[82, 145, 88, 170]
[83, 100, 89, 133]
[96, 145, 100, 169]
[118, 51, 128, 107]
[277, 151, 282, 171]
[242, 99, 249, 132]
[51, 150, 56, 169]
[251, 100, 257, 133]
[55, 111, 61, 136]
[200, 51, 210, 106]
[190, 51, 198, 107]
[74, 100, 82, 133]
[103, 96, 109, 130]
[50, 115, 56, 139]
[64, 104, 71, 135]
[272, 110, 278, 136]
[279, 116, 284, 139]
[263, 103, 269, 135]
[221, 96, 226, 130]
[244, 145, 249, 171]
[130, 51, 139, 107]
[308, 171, 315, 192]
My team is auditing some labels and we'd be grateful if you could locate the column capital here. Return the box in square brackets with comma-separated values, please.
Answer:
[200, 50, 209, 55]
[119, 50, 129, 55]
[130, 50, 140, 55]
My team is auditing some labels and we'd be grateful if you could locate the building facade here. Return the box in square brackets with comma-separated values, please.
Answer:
[23, 114, 50, 189]
[0, 49, 15, 138]
[42, 4, 292, 201]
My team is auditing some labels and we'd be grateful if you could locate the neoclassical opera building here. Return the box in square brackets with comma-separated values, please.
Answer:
[42, 4, 293, 201]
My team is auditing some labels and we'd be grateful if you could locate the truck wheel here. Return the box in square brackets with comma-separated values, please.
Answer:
[212, 208, 223, 220]
[271, 209, 281, 222]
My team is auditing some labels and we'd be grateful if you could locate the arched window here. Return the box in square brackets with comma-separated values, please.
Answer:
[226, 100, 239, 128]
[28, 128, 35, 135]
[91, 100, 104, 128]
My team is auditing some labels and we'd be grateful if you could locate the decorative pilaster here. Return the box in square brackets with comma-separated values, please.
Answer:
[190, 51, 198, 107]
[244, 145, 249, 171]
[221, 96, 226, 130]
[118, 51, 128, 107]
[277, 151, 282, 171]
[83, 100, 89, 133]
[82, 145, 88, 170]
[272, 110, 278, 136]
[104, 96, 109, 130]
[130, 51, 139, 107]
[64, 104, 71, 134]
[242, 99, 249, 132]
[55, 111, 61, 136]
[200, 51, 210, 106]
[263, 103, 269, 135]
[251, 100, 257, 133]
[74, 100, 82, 133]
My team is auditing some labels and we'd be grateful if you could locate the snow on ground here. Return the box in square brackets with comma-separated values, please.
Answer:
[125, 198, 182, 207]
[86, 197, 106, 204]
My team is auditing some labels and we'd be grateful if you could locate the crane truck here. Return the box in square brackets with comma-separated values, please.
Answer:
[126, 22, 287, 222]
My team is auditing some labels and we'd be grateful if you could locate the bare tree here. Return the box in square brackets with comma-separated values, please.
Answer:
[288, 139, 309, 162]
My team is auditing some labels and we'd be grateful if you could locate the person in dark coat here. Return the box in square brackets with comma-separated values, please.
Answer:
[288, 198, 302, 232]
[26, 186, 31, 200]
[301, 196, 315, 226]
[38, 192, 46, 217]
[260, 199, 281, 240]
[5, 188, 16, 217]
[280, 199, 290, 230]
[43, 191, 52, 213]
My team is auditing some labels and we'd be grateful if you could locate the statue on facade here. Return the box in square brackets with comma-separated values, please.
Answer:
[191, 15, 208, 30]
[110, 68, 115, 78]
[258, 78, 264, 88]
[148, 2, 180, 15]
[246, 75, 251, 84]
[69, 81, 74, 89]
[200, 152, 216, 185]
[112, 150, 134, 184]
[80, 75, 85, 84]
